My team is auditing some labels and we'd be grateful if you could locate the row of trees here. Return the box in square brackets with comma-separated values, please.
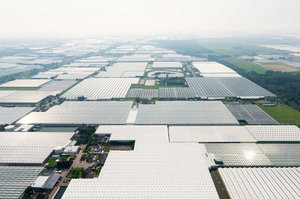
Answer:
[216, 57, 300, 111]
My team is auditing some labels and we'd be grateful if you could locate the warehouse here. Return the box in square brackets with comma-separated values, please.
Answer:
[126, 88, 158, 99]
[0, 79, 50, 88]
[186, 77, 233, 99]
[117, 54, 155, 62]
[95, 62, 147, 77]
[62, 78, 139, 100]
[55, 72, 92, 80]
[62, 125, 218, 198]
[152, 61, 183, 68]
[40, 67, 99, 80]
[246, 125, 300, 141]
[186, 77, 275, 99]
[216, 77, 276, 98]
[0, 91, 60, 105]
[0, 131, 74, 165]
[258, 143, 300, 166]
[79, 56, 115, 62]
[156, 54, 205, 62]
[32, 72, 59, 79]
[218, 167, 300, 199]
[51, 67, 100, 73]
[135, 101, 239, 125]
[225, 104, 279, 124]
[0, 90, 16, 98]
[193, 62, 238, 76]
[205, 143, 272, 166]
[158, 87, 195, 99]
[31, 173, 61, 190]
[0, 106, 34, 124]
[0, 166, 42, 199]
[39, 80, 77, 92]
[0, 91, 59, 104]
[18, 101, 134, 125]
[169, 126, 256, 143]
[64, 62, 107, 67]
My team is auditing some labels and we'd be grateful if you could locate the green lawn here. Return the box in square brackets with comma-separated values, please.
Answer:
[220, 57, 267, 74]
[199, 42, 285, 56]
[46, 158, 57, 167]
[258, 104, 300, 126]
[103, 145, 110, 152]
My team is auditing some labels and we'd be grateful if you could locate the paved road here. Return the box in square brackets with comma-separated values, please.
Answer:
[49, 145, 94, 199]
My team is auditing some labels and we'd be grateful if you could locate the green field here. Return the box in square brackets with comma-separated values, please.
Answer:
[198, 42, 285, 56]
[258, 104, 300, 126]
[220, 57, 267, 74]
[46, 158, 57, 167]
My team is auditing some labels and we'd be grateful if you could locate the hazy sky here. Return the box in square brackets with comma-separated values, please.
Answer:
[0, 0, 299, 37]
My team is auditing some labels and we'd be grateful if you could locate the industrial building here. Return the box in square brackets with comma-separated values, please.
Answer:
[135, 101, 239, 125]
[0, 91, 60, 105]
[18, 101, 134, 125]
[218, 167, 300, 199]
[0, 106, 34, 124]
[0, 166, 42, 199]
[62, 125, 219, 198]
[0, 79, 50, 88]
[95, 62, 147, 77]
[0, 131, 74, 165]
[62, 78, 139, 100]
[0, 41, 299, 199]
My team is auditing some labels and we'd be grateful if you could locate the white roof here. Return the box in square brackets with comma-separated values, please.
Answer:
[0, 166, 42, 199]
[125, 109, 138, 124]
[117, 54, 155, 62]
[246, 125, 300, 141]
[62, 78, 139, 100]
[152, 61, 183, 68]
[39, 80, 77, 92]
[63, 125, 218, 198]
[0, 79, 50, 88]
[193, 62, 237, 74]
[55, 72, 93, 80]
[32, 173, 61, 189]
[262, 45, 300, 53]
[0, 91, 59, 104]
[169, 126, 256, 143]
[64, 145, 80, 153]
[219, 167, 300, 199]
[96, 62, 147, 77]
[135, 101, 239, 125]
[202, 73, 241, 77]
[31, 176, 48, 188]
[0, 107, 34, 124]
[18, 101, 134, 125]
[205, 143, 273, 166]
[0, 132, 74, 164]
[0, 91, 16, 98]
[14, 124, 34, 132]
[51, 67, 100, 73]
[32, 73, 58, 79]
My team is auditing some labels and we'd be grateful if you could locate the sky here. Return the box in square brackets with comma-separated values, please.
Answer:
[0, 0, 299, 38]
